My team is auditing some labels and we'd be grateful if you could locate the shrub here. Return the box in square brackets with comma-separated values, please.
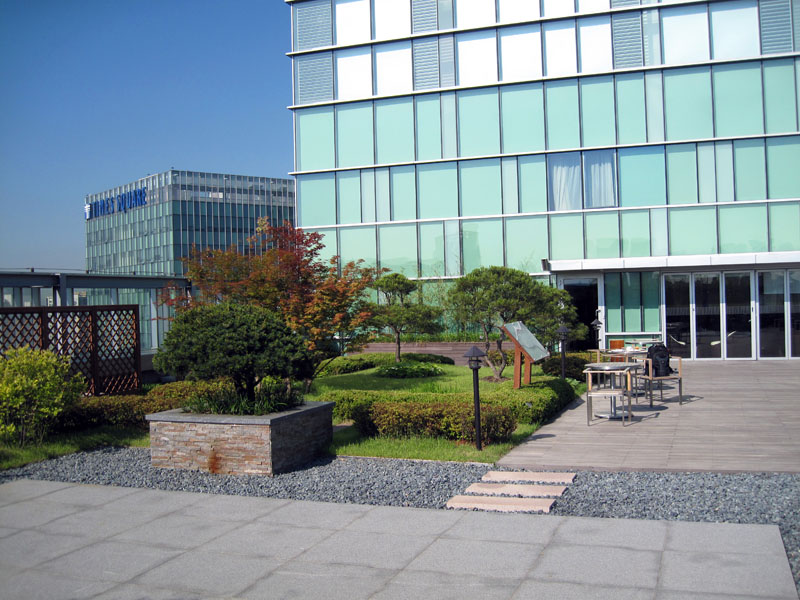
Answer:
[399, 353, 455, 365]
[487, 349, 515, 367]
[374, 361, 444, 379]
[183, 377, 303, 415]
[371, 401, 515, 443]
[317, 353, 395, 376]
[540, 352, 591, 381]
[0, 347, 85, 446]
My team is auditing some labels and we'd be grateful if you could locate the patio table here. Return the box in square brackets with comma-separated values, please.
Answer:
[583, 362, 642, 422]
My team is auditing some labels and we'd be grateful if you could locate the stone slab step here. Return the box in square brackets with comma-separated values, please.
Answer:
[465, 482, 566, 497]
[482, 471, 576, 484]
[446, 495, 554, 513]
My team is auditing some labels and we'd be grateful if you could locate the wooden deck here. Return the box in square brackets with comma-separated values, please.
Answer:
[498, 360, 800, 474]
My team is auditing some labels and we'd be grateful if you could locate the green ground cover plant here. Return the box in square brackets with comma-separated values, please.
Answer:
[373, 361, 444, 379]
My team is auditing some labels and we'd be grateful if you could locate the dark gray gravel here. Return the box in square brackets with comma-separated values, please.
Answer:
[2, 448, 798, 594]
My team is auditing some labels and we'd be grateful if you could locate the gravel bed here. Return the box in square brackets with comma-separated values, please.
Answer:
[2, 448, 798, 594]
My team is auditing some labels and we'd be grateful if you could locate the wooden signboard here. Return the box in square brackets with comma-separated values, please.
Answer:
[501, 321, 550, 389]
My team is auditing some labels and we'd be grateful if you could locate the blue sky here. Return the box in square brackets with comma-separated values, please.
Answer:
[0, 0, 293, 270]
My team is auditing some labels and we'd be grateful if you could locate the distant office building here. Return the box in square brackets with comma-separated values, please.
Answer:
[288, 0, 800, 360]
[85, 169, 295, 276]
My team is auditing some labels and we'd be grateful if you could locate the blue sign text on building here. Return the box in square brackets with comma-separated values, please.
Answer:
[85, 187, 147, 220]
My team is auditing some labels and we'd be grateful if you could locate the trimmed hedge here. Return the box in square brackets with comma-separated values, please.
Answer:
[399, 353, 455, 365]
[317, 353, 395, 376]
[374, 361, 444, 379]
[371, 401, 515, 443]
[540, 352, 592, 381]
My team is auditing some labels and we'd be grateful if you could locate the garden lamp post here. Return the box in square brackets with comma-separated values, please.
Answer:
[464, 345, 486, 451]
[591, 318, 602, 349]
[557, 325, 570, 379]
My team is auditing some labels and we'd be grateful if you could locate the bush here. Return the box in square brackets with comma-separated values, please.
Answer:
[371, 401, 515, 443]
[374, 361, 444, 379]
[540, 353, 591, 381]
[0, 347, 85, 446]
[399, 353, 455, 365]
[487, 349, 515, 367]
[318, 353, 395, 376]
[183, 377, 302, 415]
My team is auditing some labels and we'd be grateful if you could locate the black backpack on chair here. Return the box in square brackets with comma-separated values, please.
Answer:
[646, 344, 672, 377]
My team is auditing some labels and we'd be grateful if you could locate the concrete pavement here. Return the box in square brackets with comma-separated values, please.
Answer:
[1, 479, 797, 599]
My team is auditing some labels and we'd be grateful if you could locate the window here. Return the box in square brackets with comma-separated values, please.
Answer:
[501, 83, 545, 153]
[374, 0, 411, 40]
[458, 88, 500, 156]
[416, 95, 442, 160]
[462, 219, 503, 271]
[622, 273, 642, 331]
[545, 80, 580, 150]
[297, 174, 336, 227]
[460, 159, 502, 217]
[719, 204, 768, 253]
[296, 106, 335, 171]
[580, 76, 616, 147]
[667, 144, 698, 205]
[715, 141, 735, 203]
[379, 224, 418, 275]
[583, 150, 617, 208]
[710, 0, 760, 59]
[375, 43, 413, 96]
[336, 48, 372, 100]
[457, 31, 498, 85]
[390, 166, 417, 221]
[764, 59, 799, 134]
[543, 20, 577, 76]
[550, 213, 584, 259]
[420, 221, 445, 277]
[663, 67, 713, 140]
[766, 136, 800, 199]
[444, 219, 461, 275]
[621, 210, 650, 257]
[642, 9, 661, 65]
[645, 72, 664, 142]
[505, 216, 549, 272]
[418, 162, 458, 218]
[580, 0, 609, 12]
[336, 102, 374, 168]
[439, 35, 456, 86]
[519, 155, 547, 213]
[669, 207, 718, 255]
[500, 25, 542, 82]
[734, 139, 766, 201]
[712, 62, 764, 137]
[455, 0, 495, 27]
[337, 171, 361, 224]
[585, 211, 620, 259]
[361, 170, 376, 222]
[544, 0, 574, 18]
[547, 152, 582, 211]
[769, 202, 800, 250]
[662, 5, 710, 64]
[697, 143, 717, 203]
[498, 0, 540, 23]
[335, 0, 371, 45]
[375, 98, 415, 164]
[502, 157, 518, 213]
[619, 146, 666, 207]
[650, 208, 668, 256]
[340, 226, 377, 268]
[616, 73, 646, 144]
[578, 16, 612, 73]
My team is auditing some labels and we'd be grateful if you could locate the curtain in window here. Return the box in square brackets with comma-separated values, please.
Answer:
[583, 150, 617, 208]
[547, 152, 582, 211]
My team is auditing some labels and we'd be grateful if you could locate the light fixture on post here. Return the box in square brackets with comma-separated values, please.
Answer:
[591, 317, 602, 350]
[464, 345, 487, 451]
[557, 324, 570, 379]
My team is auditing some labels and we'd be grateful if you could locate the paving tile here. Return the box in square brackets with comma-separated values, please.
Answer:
[0, 498, 81, 529]
[100, 488, 203, 516]
[199, 521, 334, 560]
[529, 543, 660, 588]
[659, 550, 798, 598]
[42, 484, 140, 507]
[406, 537, 543, 579]
[0, 529, 93, 569]
[347, 504, 462, 536]
[134, 548, 279, 597]
[466, 482, 567, 497]
[178, 492, 290, 521]
[514, 580, 655, 600]
[258, 498, 372, 529]
[373, 571, 518, 600]
[299, 529, 434, 570]
[655, 591, 784, 600]
[0, 480, 74, 506]
[447, 495, 554, 513]
[666, 521, 786, 556]
[0, 569, 116, 600]
[444, 511, 564, 545]
[37, 506, 169, 539]
[483, 471, 576, 483]
[553, 516, 667, 551]
[91, 583, 207, 599]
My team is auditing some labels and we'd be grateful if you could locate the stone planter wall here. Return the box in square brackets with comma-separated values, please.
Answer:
[145, 401, 333, 476]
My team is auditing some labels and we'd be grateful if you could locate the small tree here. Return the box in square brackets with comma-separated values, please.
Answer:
[368, 273, 443, 362]
[153, 302, 311, 403]
[0, 347, 85, 446]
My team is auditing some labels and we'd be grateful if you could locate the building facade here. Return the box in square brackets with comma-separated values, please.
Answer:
[85, 170, 295, 277]
[288, 0, 800, 360]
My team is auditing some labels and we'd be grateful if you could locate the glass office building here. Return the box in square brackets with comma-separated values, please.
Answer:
[288, 0, 800, 360]
[85, 170, 295, 277]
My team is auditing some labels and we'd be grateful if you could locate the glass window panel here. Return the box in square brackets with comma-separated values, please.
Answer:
[580, 0, 609, 11]
[662, 4, 710, 64]
[650, 207, 668, 256]
[641, 271, 660, 332]
[501, 83, 545, 153]
[583, 149, 617, 208]
[664, 273, 691, 357]
[719, 204, 768, 253]
[375, 98, 415, 164]
[462, 219, 503, 271]
[645, 71, 664, 142]
[547, 152, 582, 211]
[616, 73, 647, 144]
[336, 47, 373, 100]
[724, 272, 753, 358]
[439, 34, 456, 86]
[305, 228, 338, 265]
[605, 273, 623, 333]
[619, 146, 666, 207]
[460, 159, 502, 217]
[374, 0, 411, 39]
[622, 272, 642, 332]
[764, 59, 799, 134]
[580, 76, 616, 147]
[361, 170, 376, 222]
[455, 0, 495, 27]
[578, 16, 612, 74]
[441, 92, 458, 158]
[379, 224, 418, 275]
[418, 162, 458, 219]
[712, 62, 764, 137]
[375, 42, 413, 96]
[664, 67, 713, 140]
[296, 107, 335, 171]
[505, 216, 548, 271]
[420, 221, 446, 277]
[543, 20, 577, 76]
[694, 273, 722, 358]
[545, 80, 580, 149]
[335, 0, 371, 44]
[715, 141, 735, 203]
[444, 219, 461, 276]
[550, 213, 585, 259]
[438, 0, 454, 28]
[585, 211, 620, 259]
[669, 206, 718, 255]
[769, 202, 800, 251]
[710, 0, 760, 59]
[458, 88, 501, 156]
[499, 0, 540, 23]
[391, 166, 417, 221]
[667, 144, 698, 205]
[340, 225, 377, 268]
[337, 171, 362, 224]
[336, 102, 374, 168]
[792, 270, 800, 357]
[500, 25, 542, 82]
[544, 0, 574, 18]
[519, 155, 547, 213]
[376, 168, 391, 221]
[621, 210, 650, 257]
[697, 143, 717, 203]
[758, 271, 786, 358]
[734, 139, 766, 201]
[767, 136, 800, 199]
[502, 157, 519, 214]
[642, 9, 661, 65]
[416, 95, 442, 161]
[456, 31, 498, 86]
[297, 173, 336, 227]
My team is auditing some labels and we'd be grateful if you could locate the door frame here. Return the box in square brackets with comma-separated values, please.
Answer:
[557, 273, 605, 350]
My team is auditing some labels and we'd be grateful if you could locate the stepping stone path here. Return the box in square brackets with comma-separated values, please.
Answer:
[446, 471, 575, 513]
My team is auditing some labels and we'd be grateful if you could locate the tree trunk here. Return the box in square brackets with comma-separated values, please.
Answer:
[482, 325, 501, 379]
[495, 337, 508, 378]
[394, 329, 402, 362]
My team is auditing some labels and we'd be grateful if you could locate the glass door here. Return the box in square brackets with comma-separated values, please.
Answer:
[757, 271, 786, 358]
[723, 272, 754, 359]
[560, 276, 601, 351]
[663, 274, 691, 358]
[693, 273, 722, 359]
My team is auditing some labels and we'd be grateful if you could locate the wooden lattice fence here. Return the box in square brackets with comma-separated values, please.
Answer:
[0, 305, 141, 395]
